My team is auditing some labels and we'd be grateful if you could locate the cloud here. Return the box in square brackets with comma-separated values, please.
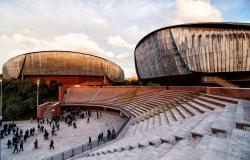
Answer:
[173, 0, 222, 24]
[123, 66, 137, 78]
[107, 35, 135, 49]
[116, 52, 132, 59]
[1, 32, 115, 58]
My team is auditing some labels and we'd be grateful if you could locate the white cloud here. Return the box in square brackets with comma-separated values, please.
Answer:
[1, 32, 115, 58]
[107, 35, 135, 49]
[173, 0, 222, 24]
[93, 18, 109, 29]
[116, 52, 132, 59]
[123, 66, 137, 78]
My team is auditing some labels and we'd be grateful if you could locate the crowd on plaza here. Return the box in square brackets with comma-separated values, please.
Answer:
[0, 108, 117, 155]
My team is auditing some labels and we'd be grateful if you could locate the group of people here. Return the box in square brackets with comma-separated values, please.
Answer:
[1, 118, 58, 154]
[4, 123, 33, 153]
[1, 108, 119, 156]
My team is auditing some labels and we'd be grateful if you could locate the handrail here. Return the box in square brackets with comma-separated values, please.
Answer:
[42, 108, 131, 160]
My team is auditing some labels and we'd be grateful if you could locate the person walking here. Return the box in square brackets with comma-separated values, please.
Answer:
[19, 140, 23, 151]
[7, 140, 12, 148]
[13, 143, 18, 153]
[49, 140, 54, 149]
[34, 139, 38, 149]
[88, 136, 92, 148]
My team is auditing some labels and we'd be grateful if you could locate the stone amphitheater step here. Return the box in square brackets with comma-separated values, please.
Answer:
[91, 113, 212, 159]
[235, 100, 250, 129]
[191, 110, 222, 137]
[126, 106, 148, 115]
[176, 106, 192, 119]
[198, 96, 236, 108]
[210, 105, 236, 137]
[160, 140, 194, 160]
[168, 108, 178, 121]
[131, 123, 140, 135]
[175, 106, 186, 119]
[137, 119, 146, 133]
[191, 100, 215, 111]
[187, 101, 209, 113]
[125, 124, 136, 136]
[201, 136, 230, 160]
[141, 118, 149, 132]
[165, 110, 177, 123]
[91, 141, 175, 160]
[171, 108, 184, 121]
[147, 116, 155, 130]
[196, 97, 226, 108]
[180, 104, 199, 116]
[129, 110, 141, 117]
[154, 114, 162, 128]
[193, 98, 221, 110]
[201, 94, 238, 104]
[227, 129, 250, 159]
[173, 117, 206, 140]
[160, 112, 168, 125]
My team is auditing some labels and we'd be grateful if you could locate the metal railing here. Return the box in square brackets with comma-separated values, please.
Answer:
[43, 109, 131, 160]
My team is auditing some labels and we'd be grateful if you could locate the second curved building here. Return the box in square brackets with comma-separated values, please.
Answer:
[135, 22, 250, 87]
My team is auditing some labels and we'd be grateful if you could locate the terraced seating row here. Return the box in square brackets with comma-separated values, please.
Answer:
[77, 95, 250, 160]
[124, 93, 231, 135]
[64, 87, 100, 103]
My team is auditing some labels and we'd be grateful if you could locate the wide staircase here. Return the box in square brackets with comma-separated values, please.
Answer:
[75, 94, 250, 160]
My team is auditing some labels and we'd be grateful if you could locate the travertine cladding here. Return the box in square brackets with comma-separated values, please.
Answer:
[3, 51, 124, 83]
[135, 23, 250, 80]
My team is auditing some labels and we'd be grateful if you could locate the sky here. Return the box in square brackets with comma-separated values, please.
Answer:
[0, 0, 249, 78]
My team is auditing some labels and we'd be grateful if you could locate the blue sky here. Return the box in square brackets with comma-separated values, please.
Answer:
[0, 0, 249, 77]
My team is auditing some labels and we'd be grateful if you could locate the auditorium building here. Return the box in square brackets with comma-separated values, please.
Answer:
[134, 22, 250, 87]
[2, 51, 124, 86]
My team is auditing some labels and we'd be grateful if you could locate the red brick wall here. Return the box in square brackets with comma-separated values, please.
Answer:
[37, 102, 61, 118]
[24, 75, 105, 86]
[167, 86, 205, 93]
[37, 102, 48, 118]
[58, 86, 65, 103]
[206, 87, 250, 100]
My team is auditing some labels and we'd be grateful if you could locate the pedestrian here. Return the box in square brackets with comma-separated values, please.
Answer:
[34, 139, 38, 149]
[19, 140, 23, 151]
[112, 129, 116, 139]
[87, 117, 90, 123]
[51, 128, 55, 136]
[49, 139, 54, 149]
[7, 140, 12, 148]
[73, 122, 77, 129]
[88, 136, 92, 148]
[13, 143, 18, 153]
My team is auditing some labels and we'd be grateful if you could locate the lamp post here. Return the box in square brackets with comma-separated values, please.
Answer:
[0, 78, 2, 122]
[37, 78, 40, 109]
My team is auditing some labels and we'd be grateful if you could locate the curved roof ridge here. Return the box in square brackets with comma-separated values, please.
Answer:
[135, 22, 250, 49]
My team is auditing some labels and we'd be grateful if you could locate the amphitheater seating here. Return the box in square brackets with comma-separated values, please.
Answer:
[73, 93, 250, 160]
[64, 87, 134, 104]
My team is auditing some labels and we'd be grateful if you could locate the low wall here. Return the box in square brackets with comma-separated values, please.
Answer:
[37, 102, 61, 118]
